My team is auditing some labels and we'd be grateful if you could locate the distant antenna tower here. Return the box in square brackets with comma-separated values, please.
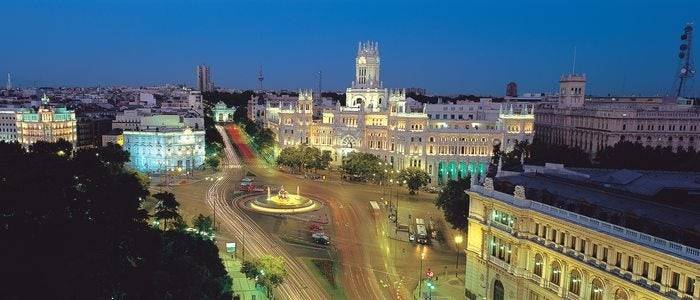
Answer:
[257, 66, 264, 92]
[6, 73, 11, 90]
[676, 23, 696, 98]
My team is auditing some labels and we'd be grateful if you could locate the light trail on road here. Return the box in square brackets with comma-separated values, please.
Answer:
[209, 125, 328, 300]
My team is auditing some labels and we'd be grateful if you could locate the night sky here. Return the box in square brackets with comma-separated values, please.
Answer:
[2, 0, 699, 96]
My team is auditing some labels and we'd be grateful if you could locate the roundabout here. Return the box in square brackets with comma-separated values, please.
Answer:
[245, 185, 321, 214]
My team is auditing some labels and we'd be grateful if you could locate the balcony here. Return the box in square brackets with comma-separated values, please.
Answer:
[545, 281, 561, 294]
[565, 291, 581, 300]
[488, 256, 514, 274]
[490, 221, 514, 235]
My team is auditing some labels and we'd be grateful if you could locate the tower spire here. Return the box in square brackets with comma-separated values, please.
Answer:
[6, 73, 11, 90]
[257, 66, 264, 92]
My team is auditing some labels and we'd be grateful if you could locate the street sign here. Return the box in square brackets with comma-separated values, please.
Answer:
[226, 242, 236, 253]
[426, 270, 434, 278]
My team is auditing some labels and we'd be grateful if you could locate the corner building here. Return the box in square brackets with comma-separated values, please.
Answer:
[464, 178, 699, 300]
[257, 41, 535, 184]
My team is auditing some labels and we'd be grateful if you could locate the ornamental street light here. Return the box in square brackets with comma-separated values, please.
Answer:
[454, 235, 463, 277]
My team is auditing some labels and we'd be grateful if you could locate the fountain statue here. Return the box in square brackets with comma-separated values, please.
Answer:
[248, 185, 319, 214]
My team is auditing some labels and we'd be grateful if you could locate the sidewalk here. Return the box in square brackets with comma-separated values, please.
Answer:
[220, 253, 268, 300]
[413, 275, 465, 300]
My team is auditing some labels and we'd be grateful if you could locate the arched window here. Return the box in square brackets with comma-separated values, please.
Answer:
[550, 261, 561, 286]
[568, 269, 582, 295]
[590, 278, 604, 300]
[493, 280, 504, 300]
[614, 288, 629, 300]
[534, 254, 543, 277]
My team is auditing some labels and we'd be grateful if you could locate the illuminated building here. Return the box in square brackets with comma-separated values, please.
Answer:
[212, 101, 235, 122]
[535, 74, 700, 157]
[123, 115, 205, 173]
[15, 94, 77, 148]
[255, 41, 535, 184]
[0, 108, 19, 142]
[464, 169, 700, 300]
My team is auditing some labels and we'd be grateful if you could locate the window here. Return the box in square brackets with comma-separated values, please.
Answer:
[642, 261, 649, 278]
[559, 232, 565, 246]
[569, 269, 582, 295]
[654, 266, 663, 283]
[551, 229, 557, 242]
[550, 261, 561, 286]
[615, 252, 622, 268]
[570, 236, 577, 249]
[592, 244, 598, 258]
[687, 277, 696, 295]
[626, 256, 634, 272]
[671, 272, 680, 289]
[580, 240, 587, 253]
[533, 254, 543, 277]
[603, 247, 608, 262]
[590, 279, 604, 300]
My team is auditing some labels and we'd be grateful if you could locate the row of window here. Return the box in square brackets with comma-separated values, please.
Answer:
[533, 222, 696, 295]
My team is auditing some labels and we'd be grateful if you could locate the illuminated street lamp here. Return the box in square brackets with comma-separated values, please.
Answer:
[418, 247, 426, 298]
[454, 235, 463, 277]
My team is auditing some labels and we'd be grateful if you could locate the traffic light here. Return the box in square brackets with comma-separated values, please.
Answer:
[426, 281, 435, 290]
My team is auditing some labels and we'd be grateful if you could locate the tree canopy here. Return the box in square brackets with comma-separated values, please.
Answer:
[341, 152, 387, 182]
[240, 255, 288, 297]
[276, 145, 333, 174]
[398, 167, 430, 194]
[0, 141, 232, 299]
[434, 177, 471, 230]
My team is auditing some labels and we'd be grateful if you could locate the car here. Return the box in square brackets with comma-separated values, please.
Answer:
[409, 233, 415, 242]
[312, 232, 331, 245]
[241, 177, 254, 182]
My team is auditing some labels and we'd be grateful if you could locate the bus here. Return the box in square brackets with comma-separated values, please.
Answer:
[415, 218, 429, 244]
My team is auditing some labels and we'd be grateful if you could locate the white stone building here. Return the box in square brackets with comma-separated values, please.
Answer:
[255, 41, 535, 184]
[535, 75, 700, 156]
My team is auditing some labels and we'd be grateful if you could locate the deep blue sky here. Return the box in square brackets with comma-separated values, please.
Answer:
[2, 0, 699, 96]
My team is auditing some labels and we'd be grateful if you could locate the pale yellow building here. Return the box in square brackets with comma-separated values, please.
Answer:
[15, 94, 77, 148]
[464, 176, 699, 300]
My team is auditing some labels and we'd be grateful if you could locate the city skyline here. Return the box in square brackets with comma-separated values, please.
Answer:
[2, 0, 699, 96]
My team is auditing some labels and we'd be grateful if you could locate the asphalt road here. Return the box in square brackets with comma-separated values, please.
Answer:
[210, 125, 329, 299]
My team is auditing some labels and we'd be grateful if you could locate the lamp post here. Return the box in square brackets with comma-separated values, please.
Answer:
[454, 235, 463, 277]
[418, 247, 426, 298]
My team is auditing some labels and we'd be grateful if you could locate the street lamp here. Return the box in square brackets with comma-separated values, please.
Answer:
[454, 235, 463, 277]
[418, 247, 426, 298]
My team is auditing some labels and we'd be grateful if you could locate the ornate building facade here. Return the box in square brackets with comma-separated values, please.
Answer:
[15, 94, 77, 148]
[535, 75, 700, 156]
[255, 41, 535, 184]
[464, 177, 699, 300]
[122, 115, 205, 173]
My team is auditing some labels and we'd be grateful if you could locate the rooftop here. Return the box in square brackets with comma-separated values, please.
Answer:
[494, 167, 700, 249]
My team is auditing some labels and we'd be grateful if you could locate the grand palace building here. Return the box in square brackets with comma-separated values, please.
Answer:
[253, 42, 535, 184]
[464, 167, 700, 300]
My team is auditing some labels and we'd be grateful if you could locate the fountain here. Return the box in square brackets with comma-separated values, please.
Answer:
[248, 185, 319, 214]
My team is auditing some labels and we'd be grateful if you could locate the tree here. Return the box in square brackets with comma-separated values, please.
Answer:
[29, 138, 73, 156]
[398, 168, 430, 194]
[206, 155, 221, 171]
[0, 142, 232, 299]
[240, 255, 288, 297]
[434, 177, 471, 230]
[341, 152, 386, 182]
[192, 214, 214, 236]
[153, 191, 180, 230]
[257, 255, 288, 296]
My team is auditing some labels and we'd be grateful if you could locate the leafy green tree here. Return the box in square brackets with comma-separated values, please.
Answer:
[29, 138, 73, 156]
[319, 150, 333, 170]
[241, 260, 259, 280]
[153, 191, 180, 230]
[206, 155, 221, 171]
[398, 167, 430, 194]
[0, 142, 232, 299]
[257, 255, 288, 296]
[341, 152, 386, 182]
[192, 214, 214, 236]
[434, 177, 471, 230]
